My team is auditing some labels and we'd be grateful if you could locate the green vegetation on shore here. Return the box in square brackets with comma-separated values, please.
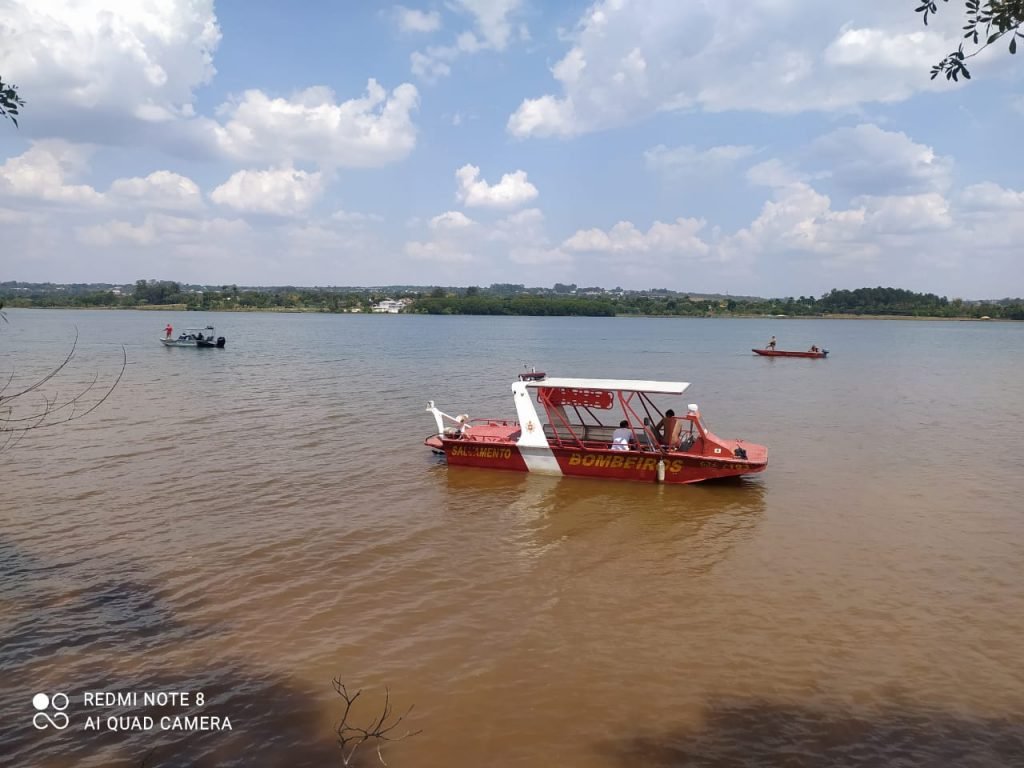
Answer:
[2, 281, 1023, 320]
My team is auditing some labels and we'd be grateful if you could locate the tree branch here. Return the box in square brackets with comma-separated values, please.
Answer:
[917, 0, 1024, 81]
[332, 678, 421, 767]
[0, 326, 127, 449]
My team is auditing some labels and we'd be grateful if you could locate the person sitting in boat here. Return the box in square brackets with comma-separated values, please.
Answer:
[809, 344, 819, 353]
[655, 409, 683, 448]
[196, 331, 204, 341]
[767, 335, 777, 350]
[611, 420, 634, 451]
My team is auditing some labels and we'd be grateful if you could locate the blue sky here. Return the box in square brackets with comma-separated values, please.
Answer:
[1, 0, 1022, 298]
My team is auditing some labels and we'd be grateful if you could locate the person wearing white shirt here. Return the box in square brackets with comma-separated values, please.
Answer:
[611, 420, 633, 451]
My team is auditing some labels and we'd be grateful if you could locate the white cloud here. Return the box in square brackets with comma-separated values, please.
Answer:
[563, 218, 710, 257]
[409, 0, 524, 81]
[492, 208, 571, 265]
[109, 171, 202, 211]
[494, 207, 544, 233]
[809, 124, 952, 195]
[645, 144, 757, 177]
[722, 183, 871, 264]
[210, 167, 324, 216]
[211, 80, 419, 168]
[747, 159, 808, 189]
[959, 182, 1024, 211]
[859, 193, 952, 234]
[405, 240, 475, 263]
[393, 6, 442, 33]
[0, 0, 220, 125]
[331, 209, 385, 225]
[956, 183, 1024, 250]
[77, 213, 249, 247]
[0, 142, 209, 215]
[0, 207, 42, 224]
[405, 207, 480, 264]
[410, 50, 452, 82]
[454, 0, 522, 49]
[455, 164, 538, 208]
[507, 1, 970, 138]
[429, 210, 475, 229]
[0, 141, 104, 206]
[507, 95, 578, 138]
[404, 203, 570, 271]
[560, 216, 713, 286]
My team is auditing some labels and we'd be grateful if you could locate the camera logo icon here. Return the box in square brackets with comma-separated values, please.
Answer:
[32, 693, 70, 730]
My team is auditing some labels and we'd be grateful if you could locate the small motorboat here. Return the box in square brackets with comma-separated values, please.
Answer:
[160, 325, 226, 348]
[424, 377, 767, 485]
[518, 365, 546, 382]
[753, 348, 827, 358]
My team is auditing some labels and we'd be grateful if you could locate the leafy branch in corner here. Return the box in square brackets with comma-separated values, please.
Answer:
[333, 678, 421, 766]
[916, 0, 1024, 80]
[0, 76, 25, 127]
[0, 319, 127, 452]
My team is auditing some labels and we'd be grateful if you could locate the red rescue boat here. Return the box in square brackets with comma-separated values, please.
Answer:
[752, 348, 828, 358]
[424, 377, 767, 485]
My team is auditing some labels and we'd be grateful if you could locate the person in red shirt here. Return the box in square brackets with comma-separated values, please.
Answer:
[165, 323, 173, 338]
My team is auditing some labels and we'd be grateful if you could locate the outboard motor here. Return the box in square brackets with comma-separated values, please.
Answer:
[216, 336, 226, 348]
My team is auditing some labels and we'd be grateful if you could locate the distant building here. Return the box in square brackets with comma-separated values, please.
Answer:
[371, 298, 411, 313]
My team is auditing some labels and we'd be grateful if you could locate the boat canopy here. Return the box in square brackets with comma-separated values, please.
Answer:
[523, 377, 690, 395]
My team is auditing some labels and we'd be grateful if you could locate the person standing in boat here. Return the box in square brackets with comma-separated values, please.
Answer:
[767, 335, 777, 350]
[655, 409, 683, 448]
[165, 323, 173, 339]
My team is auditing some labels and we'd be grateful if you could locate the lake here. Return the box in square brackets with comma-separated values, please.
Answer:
[3, 308, 1023, 767]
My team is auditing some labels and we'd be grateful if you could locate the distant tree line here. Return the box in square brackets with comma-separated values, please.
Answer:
[414, 294, 616, 316]
[0, 280, 390, 313]
[2, 282, 1022, 320]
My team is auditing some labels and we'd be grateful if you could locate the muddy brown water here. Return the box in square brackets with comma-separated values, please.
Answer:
[3, 309, 1023, 766]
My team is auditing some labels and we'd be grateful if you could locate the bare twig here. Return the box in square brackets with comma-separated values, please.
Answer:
[0, 325, 127, 450]
[333, 678, 421, 767]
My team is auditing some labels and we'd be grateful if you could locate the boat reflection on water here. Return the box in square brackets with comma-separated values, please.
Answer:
[439, 468, 766, 571]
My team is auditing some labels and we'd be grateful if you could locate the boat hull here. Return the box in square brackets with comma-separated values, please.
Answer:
[160, 337, 226, 348]
[752, 348, 827, 358]
[431, 437, 767, 484]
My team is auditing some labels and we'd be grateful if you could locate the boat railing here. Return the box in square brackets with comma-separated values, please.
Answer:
[440, 418, 519, 442]
[543, 423, 663, 452]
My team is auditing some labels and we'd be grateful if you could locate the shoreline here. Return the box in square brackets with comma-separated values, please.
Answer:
[3, 305, 1015, 321]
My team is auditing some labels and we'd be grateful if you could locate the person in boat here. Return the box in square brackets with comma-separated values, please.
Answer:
[611, 420, 634, 451]
[165, 323, 173, 339]
[196, 331, 204, 341]
[809, 344, 819, 353]
[655, 409, 683, 449]
[767, 335, 777, 350]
